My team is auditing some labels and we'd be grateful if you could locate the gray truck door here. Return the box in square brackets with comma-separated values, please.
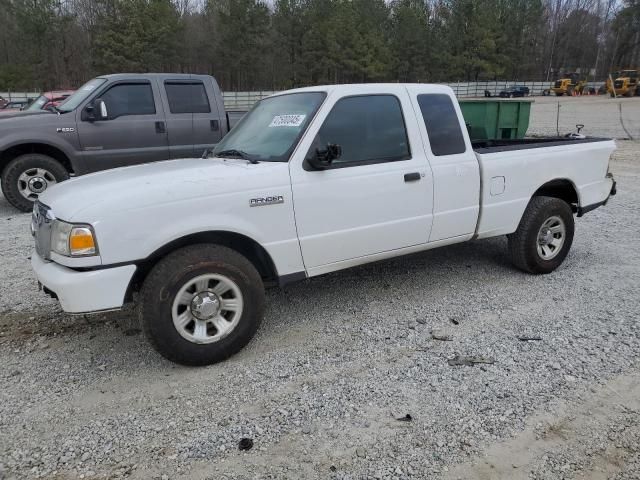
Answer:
[192, 77, 225, 155]
[162, 79, 199, 158]
[161, 78, 223, 158]
[76, 80, 169, 172]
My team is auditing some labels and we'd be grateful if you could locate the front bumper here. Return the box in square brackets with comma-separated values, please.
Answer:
[31, 253, 136, 314]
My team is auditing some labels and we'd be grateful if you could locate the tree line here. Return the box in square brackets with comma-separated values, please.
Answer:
[0, 0, 639, 92]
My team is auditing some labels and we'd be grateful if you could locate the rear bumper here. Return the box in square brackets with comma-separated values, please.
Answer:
[31, 252, 136, 314]
[577, 175, 616, 217]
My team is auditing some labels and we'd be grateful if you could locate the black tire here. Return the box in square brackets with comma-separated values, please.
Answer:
[508, 196, 575, 274]
[138, 244, 265, 366]
[1, 154, 69, 212]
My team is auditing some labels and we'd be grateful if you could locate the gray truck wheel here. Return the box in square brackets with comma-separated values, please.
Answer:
[1, 154, 69, 212]
[138, 244, 265, 366]
[508, 196, 575, 274]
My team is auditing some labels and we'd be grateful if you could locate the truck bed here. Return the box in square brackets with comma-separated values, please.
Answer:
[473, 136, 615, 240]
[472, 136, 611, 153]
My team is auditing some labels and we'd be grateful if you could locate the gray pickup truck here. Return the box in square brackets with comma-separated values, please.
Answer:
[0, 73, 245, 211]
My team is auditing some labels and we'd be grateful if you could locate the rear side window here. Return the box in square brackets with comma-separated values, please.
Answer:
[101, 83, 156, 118]
[312, 95, 410, 166]
[417, 94, 466, 156]
[165, 82, 211, 114]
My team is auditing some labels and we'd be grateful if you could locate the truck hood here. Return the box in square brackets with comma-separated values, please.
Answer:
[39, 157, 290, 221]
[0, 110, 51, 119]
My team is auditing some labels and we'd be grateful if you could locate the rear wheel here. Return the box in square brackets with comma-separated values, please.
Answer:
[1, 154, 69, 212]
[138, 244, 265, 366]
[508, 196, 575, 274]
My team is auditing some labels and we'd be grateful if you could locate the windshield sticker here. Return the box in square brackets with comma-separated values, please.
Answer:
[82, 85, 96, 91]
[269, 114, 306, 127]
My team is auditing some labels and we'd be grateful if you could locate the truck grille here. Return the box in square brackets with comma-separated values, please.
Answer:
[554, 81, 562, 88]
[32, 201, 53, 260]
[614, 80, 624, 89]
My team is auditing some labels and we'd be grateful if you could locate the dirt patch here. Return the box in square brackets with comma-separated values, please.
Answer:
[443, 373, 640, 480]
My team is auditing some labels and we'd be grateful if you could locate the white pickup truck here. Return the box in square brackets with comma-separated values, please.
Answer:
[30, 84, 617, 365]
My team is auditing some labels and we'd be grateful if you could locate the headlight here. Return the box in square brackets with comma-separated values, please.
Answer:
[51, 220, 98, 256]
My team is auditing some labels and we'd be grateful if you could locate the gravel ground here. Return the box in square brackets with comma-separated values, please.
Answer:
[1, 97, 639, 480]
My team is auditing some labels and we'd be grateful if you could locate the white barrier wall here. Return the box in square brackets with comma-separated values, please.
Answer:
[2, 80, 607, 109]
[222, 81, 605, 108]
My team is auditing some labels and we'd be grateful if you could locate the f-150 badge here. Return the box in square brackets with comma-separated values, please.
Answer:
[250, 196, 284, 207]
[56, 127, 75, 133]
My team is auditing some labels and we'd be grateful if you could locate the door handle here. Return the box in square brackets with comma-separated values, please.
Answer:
[210, 120, 219, 131]
[155, 121, 166, 134]
[404, 172, 421, 182]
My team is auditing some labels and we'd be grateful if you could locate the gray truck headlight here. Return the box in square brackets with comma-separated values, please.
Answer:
[51, 220, 98, 256]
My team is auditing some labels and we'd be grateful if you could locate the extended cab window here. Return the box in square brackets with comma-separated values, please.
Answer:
[312, 95, 410, 166]
[100, 83, 156, 118]
[165, 82, 211, 114]
[417, 94, 466, 156]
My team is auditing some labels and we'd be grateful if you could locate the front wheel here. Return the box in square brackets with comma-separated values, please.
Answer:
[1, 154, 69, 212]
[508, 196, 575, 274]
[138, 244, 265, 365]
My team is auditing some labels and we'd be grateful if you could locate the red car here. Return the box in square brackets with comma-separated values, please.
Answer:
[0, 90, 75, 115]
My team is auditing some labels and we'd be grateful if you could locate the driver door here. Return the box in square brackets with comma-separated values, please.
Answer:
[76, 80, 169, 172]
[289, 87, 434, 273]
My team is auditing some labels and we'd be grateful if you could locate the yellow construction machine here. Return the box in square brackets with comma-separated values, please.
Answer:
[609, 69, 639, 97]
[552, 73, 587, 96]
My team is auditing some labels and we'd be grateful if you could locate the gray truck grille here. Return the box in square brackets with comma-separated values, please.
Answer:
[32, 201, 53, 260]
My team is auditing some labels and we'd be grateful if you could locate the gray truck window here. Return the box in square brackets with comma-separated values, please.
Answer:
[312, 95, 410, 166]
[100, 83, 156, 118]
[417, 94, 466, 156]
[164, 82, 211, 114]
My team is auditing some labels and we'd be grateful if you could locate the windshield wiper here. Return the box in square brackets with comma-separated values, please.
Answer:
[215, 149, 259, 164]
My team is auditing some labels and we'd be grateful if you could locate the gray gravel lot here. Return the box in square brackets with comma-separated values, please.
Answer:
[1, 96, 639, 480]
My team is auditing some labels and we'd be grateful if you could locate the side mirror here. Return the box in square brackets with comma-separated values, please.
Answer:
[306, 143, 342, 170]
[95, 99, 108, 120]
[86, 99, 108, 122]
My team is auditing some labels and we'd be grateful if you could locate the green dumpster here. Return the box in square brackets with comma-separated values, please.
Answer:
[459, 99, 532, 142]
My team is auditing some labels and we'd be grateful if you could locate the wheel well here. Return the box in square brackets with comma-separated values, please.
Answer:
[533, 179, 579, 212]
[125, 231, 279, 302]
[0, 143, 73, 175]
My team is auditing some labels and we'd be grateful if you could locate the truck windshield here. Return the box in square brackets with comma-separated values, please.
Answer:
[57, 78, 107, 113]
[213, 92, 326, 162]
